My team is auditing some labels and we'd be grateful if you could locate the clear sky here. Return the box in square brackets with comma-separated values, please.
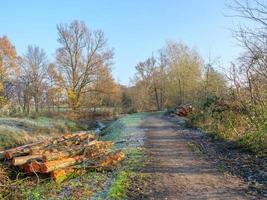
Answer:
[0, 0, 242, 85]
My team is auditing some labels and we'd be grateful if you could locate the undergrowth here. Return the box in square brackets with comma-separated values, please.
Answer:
[189, 96, 267, 155]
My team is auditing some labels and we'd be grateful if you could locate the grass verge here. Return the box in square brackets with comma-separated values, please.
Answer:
[0, 116, 85, 150]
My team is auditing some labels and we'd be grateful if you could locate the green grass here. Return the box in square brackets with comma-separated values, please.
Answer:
[106, 148, 146, 200]
[107, 171, 129, 200]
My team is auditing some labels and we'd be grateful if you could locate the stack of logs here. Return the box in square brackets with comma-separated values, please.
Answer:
[175, 104, 193, 117]
[0, 132, 125, 182]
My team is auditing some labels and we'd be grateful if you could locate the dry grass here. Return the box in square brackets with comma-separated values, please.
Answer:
[0, 116, 82, 150]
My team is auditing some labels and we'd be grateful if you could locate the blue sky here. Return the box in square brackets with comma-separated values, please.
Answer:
[0, 0, 242, 85]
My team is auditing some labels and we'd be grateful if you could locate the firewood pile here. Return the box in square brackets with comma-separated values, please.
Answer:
[175, 104, 193, 117]
[0, 132, 125, 182]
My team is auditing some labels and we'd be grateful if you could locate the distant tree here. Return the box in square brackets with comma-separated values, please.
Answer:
[164, 41, 203, 106]
[121, 87, 133, 112]
[129, 41, 203, 111]
[22, 45, 48, 113]
[46, 63, 64, 111]
[56, 20, 113, 111]
[133, 56, 157, 110]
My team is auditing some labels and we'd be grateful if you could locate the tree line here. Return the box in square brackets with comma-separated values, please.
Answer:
[121, 41, 226, 112]
[0, 20, 121, 116]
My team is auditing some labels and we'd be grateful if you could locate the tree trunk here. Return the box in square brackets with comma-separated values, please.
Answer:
[34, 95, 39, 113]
[154, 86, 160, 110]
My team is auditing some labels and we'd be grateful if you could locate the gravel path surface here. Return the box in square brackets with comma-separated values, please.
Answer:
[140, 115, 263, 200]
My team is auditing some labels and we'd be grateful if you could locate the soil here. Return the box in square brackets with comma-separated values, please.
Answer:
[134, 114, 266, 200]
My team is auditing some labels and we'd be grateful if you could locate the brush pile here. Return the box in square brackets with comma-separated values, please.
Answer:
[0, 132, 125, 182]
[175, 104, 193, 117]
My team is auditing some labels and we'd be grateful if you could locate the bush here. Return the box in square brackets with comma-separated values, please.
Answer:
[190, 96, 267, 155]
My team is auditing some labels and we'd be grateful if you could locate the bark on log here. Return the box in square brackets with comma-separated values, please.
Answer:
[36, 133, 94, 153]
[29, 133, 94, 155]
[42, 148, 84, 162]
[40, 155, 85, 173]
[4, 141, 43, 159]
[85, 141, 113, 158]
[74, 151, 125, 170]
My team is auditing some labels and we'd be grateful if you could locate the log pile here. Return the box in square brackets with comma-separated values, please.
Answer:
[175, 104, 193, 117]
[0, 132, 125, 182]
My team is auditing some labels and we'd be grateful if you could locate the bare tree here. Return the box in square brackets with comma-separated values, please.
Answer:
[228, 0, 267, 115]
[56, 20, 113, 110]
[22, 45, 48, 113]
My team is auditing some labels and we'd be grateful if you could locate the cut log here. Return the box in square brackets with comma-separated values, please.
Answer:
[23, 161, 42, 173]
[3, 132, 95, 160]
[42, 141, 112, 162]
[12, 154, 43, 166]
[76, 151, 125, 170]
[40, 155, 85, 173]
[42, 148, 84, 162]
[4, 141, 43, 159]
[97, 151, 125, 169]
[0, 131, 125, 182]
[32, 133, 95, 155]
[85, 141, 113, 158]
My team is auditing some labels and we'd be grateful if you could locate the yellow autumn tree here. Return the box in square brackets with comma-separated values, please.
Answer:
[85, 65, 121, 111]
[0, 36, 19, 107]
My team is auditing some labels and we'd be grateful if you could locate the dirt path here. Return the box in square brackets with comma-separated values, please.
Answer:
[140, 114, 261, 200]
